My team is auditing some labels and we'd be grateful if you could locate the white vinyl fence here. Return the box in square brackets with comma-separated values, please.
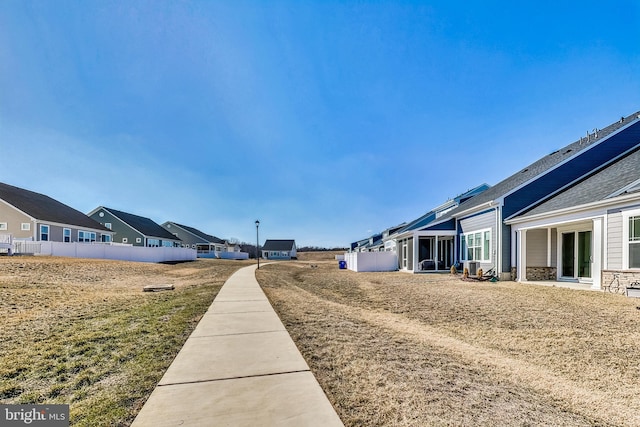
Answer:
[344, 251, 398, 272]
[198, 251, 249, 260]
[15, 241, 196, 263]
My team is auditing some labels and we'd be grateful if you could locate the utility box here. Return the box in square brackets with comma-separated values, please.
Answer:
[464, 261, 479, 275]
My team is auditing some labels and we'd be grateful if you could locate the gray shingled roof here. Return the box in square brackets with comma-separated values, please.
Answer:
[515, 146, 640, 217]
[0, 182, 109, 231]
[101, 207, 180, 241]
[169, 222, 225, 244]
[262, 239, 296, 251]
[438, 111, 640, 222]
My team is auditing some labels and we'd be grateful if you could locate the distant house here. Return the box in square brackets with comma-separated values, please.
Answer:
[0, 182, 112, 244]
[261, 239, 297, 260]
[88, 207, 181, 247]
[161, 221, 247, 259]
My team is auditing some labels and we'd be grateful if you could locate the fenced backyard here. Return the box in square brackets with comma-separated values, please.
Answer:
[0, 234, 196, 263]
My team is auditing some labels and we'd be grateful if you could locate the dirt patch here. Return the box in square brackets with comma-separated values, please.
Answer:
[258, 262, 640, 426]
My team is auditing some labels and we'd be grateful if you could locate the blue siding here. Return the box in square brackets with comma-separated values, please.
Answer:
[504, 121, 640, 218]
[424, 218, 456, 231]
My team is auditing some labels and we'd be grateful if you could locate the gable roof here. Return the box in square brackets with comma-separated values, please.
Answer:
[0, 182, 109, 231]
[438, 111, 640, 222]
[512, 145, 640, 219]
[165, 222, 225, 244]
[97, 207, 180, 241]
[262, 239, 296, 251]
[394, 183, 491, 235]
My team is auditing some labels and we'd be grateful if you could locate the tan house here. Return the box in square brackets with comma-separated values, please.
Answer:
[0, 182, 112, 245]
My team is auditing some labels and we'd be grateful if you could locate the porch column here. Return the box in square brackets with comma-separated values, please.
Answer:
[434, 236, 439, 270]
[511, 229, 517, 268]
[547, 228, 552, 267]
[517, 229, 527, 282]
[592, 218, 603, 290]
[412, 237, 419, 272]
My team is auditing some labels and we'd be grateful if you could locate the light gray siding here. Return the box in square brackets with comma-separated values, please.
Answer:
[458, 209, 497, 271]
[607, 212, 623, 270]
[458, 210, 496, 234]
[526, 229, 548, 266]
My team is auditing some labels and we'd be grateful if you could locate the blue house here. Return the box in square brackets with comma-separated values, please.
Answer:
[507, 139, 640, 289]
[391, 183, 490, 272]
[422, 111, 640, 280]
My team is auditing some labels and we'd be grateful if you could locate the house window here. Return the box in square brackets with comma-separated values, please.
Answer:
[629, 216, 640, 268]
[460, 229, 491, 262]
[63, 228, 71, 243]
[40, 225, 49, 241]
[21, 223, 31, 231]
[104, 223, 112, 230]
[0, 222, 7, 231]
[78, 231, 97, 243]
[102, 234, 111, 243]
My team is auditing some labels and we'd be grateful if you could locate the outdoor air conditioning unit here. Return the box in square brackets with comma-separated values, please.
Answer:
[464, 261, 479, 276]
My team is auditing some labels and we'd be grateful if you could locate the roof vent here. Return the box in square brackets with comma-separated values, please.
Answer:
[620, 116, 625, 123]
[563, 149, 572, 155]
[521, 168, 529, 173]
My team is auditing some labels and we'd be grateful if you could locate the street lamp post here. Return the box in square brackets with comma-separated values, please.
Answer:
[255, 220, 260, 269]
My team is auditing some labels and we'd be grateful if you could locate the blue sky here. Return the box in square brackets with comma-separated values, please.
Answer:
[1, 1, 638, 247]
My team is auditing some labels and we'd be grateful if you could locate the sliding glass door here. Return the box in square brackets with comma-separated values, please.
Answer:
[561, 231, 592, 280]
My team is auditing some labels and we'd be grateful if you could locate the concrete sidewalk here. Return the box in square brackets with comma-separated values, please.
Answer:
[131, 264, 344, 427]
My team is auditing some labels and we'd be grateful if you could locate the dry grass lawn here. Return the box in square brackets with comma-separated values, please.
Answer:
[258, 259, 640, 426]
[0, 256, 249, 426]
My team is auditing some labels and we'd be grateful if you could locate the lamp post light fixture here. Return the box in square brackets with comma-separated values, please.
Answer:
[255, 220, 260, 269]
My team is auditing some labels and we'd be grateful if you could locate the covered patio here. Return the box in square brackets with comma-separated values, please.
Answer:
[509, 216, 604, 290]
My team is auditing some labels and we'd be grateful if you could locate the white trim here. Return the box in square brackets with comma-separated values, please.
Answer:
[622, 207, 640, 269]
[39, 224, 50, 241]
[506, 191, 640, 225]
[0, 222, 7, 231]
[460, 228, 492, 262]
[606, 178, 640, 199]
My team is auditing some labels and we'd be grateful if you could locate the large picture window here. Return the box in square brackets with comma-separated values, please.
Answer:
[461, 229, 491, 262]
[629, 216, 640, 268]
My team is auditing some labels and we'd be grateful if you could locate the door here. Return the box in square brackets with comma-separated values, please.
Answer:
[438, 238, 453, 270]
[578, 231, 592, 278]
[561, 231, 592, 279]
[561, 232, 575, 278]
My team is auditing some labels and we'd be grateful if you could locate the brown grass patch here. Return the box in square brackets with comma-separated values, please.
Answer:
[258, 261, 640, 426]
[0, 256, 248, 426]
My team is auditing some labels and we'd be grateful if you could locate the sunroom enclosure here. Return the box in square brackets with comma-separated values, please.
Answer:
[396, 231, 456, 273]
